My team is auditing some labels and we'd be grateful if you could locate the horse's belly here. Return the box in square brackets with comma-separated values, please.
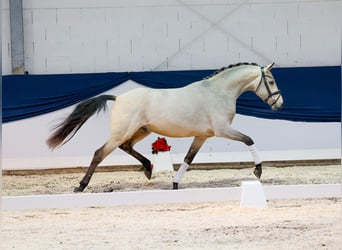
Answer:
[147, 121, 214, 138]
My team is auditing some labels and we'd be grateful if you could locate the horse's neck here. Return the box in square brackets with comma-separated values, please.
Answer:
[207, 66, 259, 99]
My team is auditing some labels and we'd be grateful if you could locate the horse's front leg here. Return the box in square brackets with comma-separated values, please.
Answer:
[217, 127, 262, 179]
[173, 136, 207, 189]
[249, 144, 262, 179]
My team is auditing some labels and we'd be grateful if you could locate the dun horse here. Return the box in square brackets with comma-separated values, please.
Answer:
[47, 62, 283, 192]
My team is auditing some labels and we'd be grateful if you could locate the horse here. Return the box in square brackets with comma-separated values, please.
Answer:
[47, 62, 283, 192]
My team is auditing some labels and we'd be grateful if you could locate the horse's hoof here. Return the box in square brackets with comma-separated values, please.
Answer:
[144, 169, 152, 180]
[104, 188, 114, 193]
[74, 185, 85, 193]
[143, 164, 153, 180]
[173, 182, 178, 190]
[253, 163, 262, 179]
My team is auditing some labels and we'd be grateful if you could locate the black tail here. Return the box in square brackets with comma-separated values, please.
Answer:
[47, 95, 116, 150]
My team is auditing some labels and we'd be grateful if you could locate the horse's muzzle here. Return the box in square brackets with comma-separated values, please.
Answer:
[272, 102, 283, 110]
[271, 95, 283, 110]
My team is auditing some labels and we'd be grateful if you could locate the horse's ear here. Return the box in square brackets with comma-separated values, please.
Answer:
[265, 62, 275, 71]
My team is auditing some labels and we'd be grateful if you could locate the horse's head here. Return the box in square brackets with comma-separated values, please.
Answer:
[254, 63, 283, 110]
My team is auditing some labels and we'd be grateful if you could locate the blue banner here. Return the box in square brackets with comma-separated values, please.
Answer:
[2, 66, 341, 123]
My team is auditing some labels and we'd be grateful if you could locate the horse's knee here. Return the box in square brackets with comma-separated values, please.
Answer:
[120, 142, 132, 153]
[243, 135, 254, 146]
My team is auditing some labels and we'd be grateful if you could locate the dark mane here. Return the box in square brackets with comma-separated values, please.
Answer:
[204, 62, 259, 80]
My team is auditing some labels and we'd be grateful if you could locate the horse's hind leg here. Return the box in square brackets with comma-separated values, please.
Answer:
[173, 136, 207, 190]
[74, 139, 120, 192]
[119, 127, 152, 179]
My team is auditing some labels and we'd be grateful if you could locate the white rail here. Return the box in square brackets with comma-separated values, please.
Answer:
[2, 184, 341, 211]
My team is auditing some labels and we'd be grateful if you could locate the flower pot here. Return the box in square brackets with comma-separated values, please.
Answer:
[152, 151, 174, 175]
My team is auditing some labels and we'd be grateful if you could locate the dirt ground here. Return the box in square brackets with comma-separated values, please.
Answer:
[2, 164, 342, 250]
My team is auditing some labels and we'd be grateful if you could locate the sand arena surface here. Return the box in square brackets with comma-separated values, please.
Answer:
[2, 164, 341, 249]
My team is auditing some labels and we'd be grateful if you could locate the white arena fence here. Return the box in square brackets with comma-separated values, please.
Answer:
[2, 184, 341, 211]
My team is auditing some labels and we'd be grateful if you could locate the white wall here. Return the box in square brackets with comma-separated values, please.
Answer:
[2, 0, 341, 169]
[2, 0, 340, 74]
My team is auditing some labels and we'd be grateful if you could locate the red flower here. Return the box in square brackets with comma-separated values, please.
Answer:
[152, 137, 171, 154]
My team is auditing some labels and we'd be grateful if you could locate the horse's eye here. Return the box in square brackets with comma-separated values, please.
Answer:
[269, 81, 274, 85]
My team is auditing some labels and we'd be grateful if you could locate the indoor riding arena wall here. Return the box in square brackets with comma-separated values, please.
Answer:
[2, 0, 341, 170]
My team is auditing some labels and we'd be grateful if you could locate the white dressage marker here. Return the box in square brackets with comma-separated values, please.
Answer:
[152, 151, 174, 176]
[240, 181, 267, 209]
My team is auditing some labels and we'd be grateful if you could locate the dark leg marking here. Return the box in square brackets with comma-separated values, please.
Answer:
[120, 142, 152, 180]
[75, 127, 151, 192]
[74, 145, 105, 192]
[253, 163, 262, 179]
[237, 133, 254, 146]
[119, 127, 152, 179]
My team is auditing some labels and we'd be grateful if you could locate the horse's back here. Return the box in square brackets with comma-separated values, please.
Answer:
[115, 85, 201, 109]
[110, 84, 213, 137]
